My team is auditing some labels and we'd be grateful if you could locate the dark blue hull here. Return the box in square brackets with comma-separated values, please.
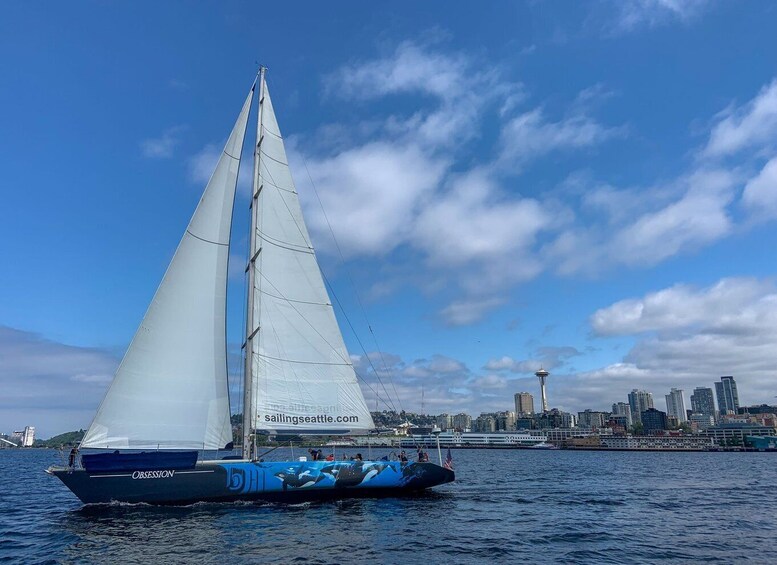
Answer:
[48, 460, 455, 505]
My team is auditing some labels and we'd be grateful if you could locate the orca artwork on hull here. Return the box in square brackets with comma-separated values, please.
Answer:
[46, 67, 455, 505]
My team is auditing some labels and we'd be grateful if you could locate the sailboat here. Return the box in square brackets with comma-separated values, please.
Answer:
[47, 68, 454, 505]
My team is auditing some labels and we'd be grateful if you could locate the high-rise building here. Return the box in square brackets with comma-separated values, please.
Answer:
[665, 388, 687, 423]
[691, 387, 716, 420]
[612, 402, 633, 427]
[641, 408, 668, 433]
[628, 390, 654, 424]
[715, 376, 740, 415]
[514, 392, 534, 416]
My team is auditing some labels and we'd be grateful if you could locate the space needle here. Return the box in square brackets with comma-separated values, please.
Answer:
[535, 367, 550, 412]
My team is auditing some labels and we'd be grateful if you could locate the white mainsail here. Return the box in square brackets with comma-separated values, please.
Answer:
[244, 75, 374, 437]
[81, 84, 255, 450]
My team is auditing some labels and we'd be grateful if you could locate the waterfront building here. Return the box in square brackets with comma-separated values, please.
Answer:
[398, 431, 546, 449]
[746, 436, 777, 450]
[10, 427, 35, 447]
[611, 402, 633, 427]
[641, 408, 668, 433]
[600, 435, 714, 450]
[435, 413, 454, 431]
[738, 404, 777, 416]
[715, 376, 740, 415]
[665, 388, 687, 423]
[544, 427, 612, 444]
[514, 392, 534, 416]
[690, 413, 715, 431]
[536, 408, 576, 430]
[705, 422, 775, 445]
[690, 387, 716, 422]
[495, 411, 516, 431]
[473, 414, 496, 433]
[451, 413, 472, 432]
[577, 410, 609, 429]
[515, 417, 535, 430]
[608, 415, 630, 434]
[628, 390, 654, 424]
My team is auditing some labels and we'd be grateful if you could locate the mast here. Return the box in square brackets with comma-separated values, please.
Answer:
[243, 66, 266, 460]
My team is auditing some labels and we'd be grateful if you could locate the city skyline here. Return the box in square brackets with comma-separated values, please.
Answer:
[2, 3, 777, 438]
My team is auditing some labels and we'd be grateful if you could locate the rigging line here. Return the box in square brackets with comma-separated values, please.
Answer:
[256, 273, 351, 367]
[254, 352, 352, 366]
[260, 149, 289, 167]
[258, 287, 330, 306]
[254, 232, 315, 254]
[300, 155, 404, 414]
[255, 227, 310, 250]
[257, 168, 297, 194]
[322, 272, 398, 413]
[260, 159, 311, 249]
[257, 272, 396, 409]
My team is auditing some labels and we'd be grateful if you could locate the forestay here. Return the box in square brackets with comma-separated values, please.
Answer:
[247, 82, 374, 434]
[81, 84, 255, 450]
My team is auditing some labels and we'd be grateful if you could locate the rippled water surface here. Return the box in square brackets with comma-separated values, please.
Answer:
[1, 448, 775, 564]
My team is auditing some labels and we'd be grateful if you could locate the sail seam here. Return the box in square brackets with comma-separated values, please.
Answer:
[255, 227, 310, 249]
[263, 128, 283, 140]
[223, 150, 240, 161]
[255, 232, 314, 254]
[258, 287, 331, 306]
[186, 229, 229, 247]
[260, 149, 289, 166]
[253, 351, 352, 366]
[259, 172, 297, 194]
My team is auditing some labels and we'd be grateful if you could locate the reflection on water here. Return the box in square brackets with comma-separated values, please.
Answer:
[2, 448, 775, 563]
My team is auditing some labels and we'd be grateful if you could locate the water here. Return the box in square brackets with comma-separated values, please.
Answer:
[1, 448, 775, 564]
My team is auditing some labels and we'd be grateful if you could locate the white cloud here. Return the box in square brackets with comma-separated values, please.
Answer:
[742, 156, 777, 221]
[610, 0, 711, 33]
[703, 79, 777, 159]
[0, 326, 119, 438]
[328, 41, 465, 101]
[484, 346, 581, 374]
[439, 297, 506, 327]
[297, 142, 448, 257]
[591, 277, 774, 336]
[548, 168, 737, 274]
[499, 108, 623, 168]
[141, 125, 187, 159]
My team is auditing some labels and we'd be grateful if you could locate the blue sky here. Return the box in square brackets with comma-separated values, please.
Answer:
[2, 1, 777, 437]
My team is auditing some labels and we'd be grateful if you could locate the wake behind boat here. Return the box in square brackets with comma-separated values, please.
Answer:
[47, 67, 454, 504]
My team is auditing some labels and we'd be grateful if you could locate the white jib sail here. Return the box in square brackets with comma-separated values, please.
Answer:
[249, 82, 374, 434]
[81, 84, 255, 450]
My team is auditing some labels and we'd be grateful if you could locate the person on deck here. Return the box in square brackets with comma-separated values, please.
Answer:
[417, 449, 429, 462]
[68, 447, 78, 468]
[354, 453, 363, 461]
[308, 448, 322, 461]
[399, 450, 408, 462]
[325, 453, 334, 461]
